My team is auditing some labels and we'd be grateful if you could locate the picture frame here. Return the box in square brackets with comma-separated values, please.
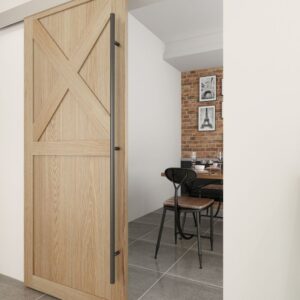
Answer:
[198, 106, 215, 131]
[199, 75, 216, 101]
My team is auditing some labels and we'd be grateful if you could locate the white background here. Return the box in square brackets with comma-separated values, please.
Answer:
[224, 0, 300, 299]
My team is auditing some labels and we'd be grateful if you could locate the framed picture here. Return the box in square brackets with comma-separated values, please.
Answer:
[198, 106, 215, 131]
[199, 75, 216, 101]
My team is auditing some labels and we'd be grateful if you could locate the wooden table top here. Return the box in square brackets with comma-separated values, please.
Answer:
[161, 168, 223, 180]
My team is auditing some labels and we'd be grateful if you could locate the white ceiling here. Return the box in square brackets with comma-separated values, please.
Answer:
[0, 0, 222, 71]
[130, 0, 222, 42]
[130, 0, 223, 71]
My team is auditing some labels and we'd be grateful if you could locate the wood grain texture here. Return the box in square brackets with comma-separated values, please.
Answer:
[25, 0, 127, 299]
[32, 141, 110, 156]
[32, 19, 110, 136]
[33, 156, 110, 296]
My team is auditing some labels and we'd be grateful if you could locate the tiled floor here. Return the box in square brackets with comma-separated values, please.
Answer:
[0, 273, 56, 300]
[128, 208, 223, 300]
[0, 209, 223, 300]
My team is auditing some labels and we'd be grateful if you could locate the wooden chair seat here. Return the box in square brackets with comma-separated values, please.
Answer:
[202, 184, 223, 191]
[164, 196, 214, 210]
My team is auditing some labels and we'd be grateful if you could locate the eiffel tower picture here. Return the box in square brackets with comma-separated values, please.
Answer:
[200, 75, 216, 101]
[201, 108, 213, 129]
[199, 106, 215, 131]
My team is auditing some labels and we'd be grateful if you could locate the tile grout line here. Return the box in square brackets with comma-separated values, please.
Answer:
[128, 225, 160, 247]
[135, 235, 223, 256]
[129, 260, 223, 287]
[166, 272, 223, 289]
[137, 240, 198, 300]
[128, 263, 164, 275]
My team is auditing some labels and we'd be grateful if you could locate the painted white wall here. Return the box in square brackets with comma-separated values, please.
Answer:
[128, 14, 181, 221]
[224, 0, 300, 299]
[0, 0, 30, 13]
[0, 23, 24, 281]
[0, 0, 70, 29]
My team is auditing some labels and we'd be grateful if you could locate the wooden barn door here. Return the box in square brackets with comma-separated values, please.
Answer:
[24, 1, 127, 299]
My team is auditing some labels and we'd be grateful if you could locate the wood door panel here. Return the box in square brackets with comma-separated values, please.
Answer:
[25, 0, 127, 299]
[39, 90, 107, 142]
[79, 22, 110, 113]
[33, 42, 61, 121]
[39, 0, 109, 59]
[33, 156, 110, 297]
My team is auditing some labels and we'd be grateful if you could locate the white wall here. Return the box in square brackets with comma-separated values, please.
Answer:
[0, 23, 24, 281]
[224, 0, 300, 299]
[0, 0, 30, 12]
[128, 14, 181, 221]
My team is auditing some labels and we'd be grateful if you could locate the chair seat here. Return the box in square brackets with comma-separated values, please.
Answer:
[202, 184, 223, 191]
[164, 196, 214, 210]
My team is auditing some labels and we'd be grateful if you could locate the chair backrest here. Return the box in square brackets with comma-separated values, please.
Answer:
[165, 168, 197, 187]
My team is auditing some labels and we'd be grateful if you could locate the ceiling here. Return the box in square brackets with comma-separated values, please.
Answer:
[0, 0, 223, 71]
[130, 0, 223, 71]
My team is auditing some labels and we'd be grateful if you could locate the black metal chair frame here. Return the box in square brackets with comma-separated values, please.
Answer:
[154, 168, 214, 268]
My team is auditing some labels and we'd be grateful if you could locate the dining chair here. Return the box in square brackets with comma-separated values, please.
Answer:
[154, 168, 214, 268]
[201, 184, 223, 218]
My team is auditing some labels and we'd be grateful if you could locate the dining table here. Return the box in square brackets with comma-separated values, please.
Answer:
[161, 167, 223, 180]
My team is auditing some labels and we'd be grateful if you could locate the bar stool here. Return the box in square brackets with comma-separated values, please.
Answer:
[154, 168, 214, 268]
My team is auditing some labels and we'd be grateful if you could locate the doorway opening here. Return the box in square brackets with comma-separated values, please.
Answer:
[127, 1, 223, 299]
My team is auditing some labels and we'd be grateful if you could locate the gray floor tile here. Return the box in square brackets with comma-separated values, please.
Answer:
[167, 249, 223, 287]
[153, 207, 164, 214]
[215, 209, 223, 218]
[213, 220, 223, 235]
[129, 237, 136, 245]
[197, 233, 223, 255]
[0, 274, 44, 300]
[128, 266, 161, 300]
[142, 226, 196, 249]
[129, 240, 187, 273]
[129, 222, 157, 240]
[165, 214, 212, 235]
[134, 212, 172, 226]
[152, 208, 174, 217]
[141, 275, 222, 300]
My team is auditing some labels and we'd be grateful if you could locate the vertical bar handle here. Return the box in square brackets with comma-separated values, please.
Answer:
[110, 13, 120, 285]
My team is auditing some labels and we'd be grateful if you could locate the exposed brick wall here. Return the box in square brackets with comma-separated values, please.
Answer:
[182, 67, 223, 158]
